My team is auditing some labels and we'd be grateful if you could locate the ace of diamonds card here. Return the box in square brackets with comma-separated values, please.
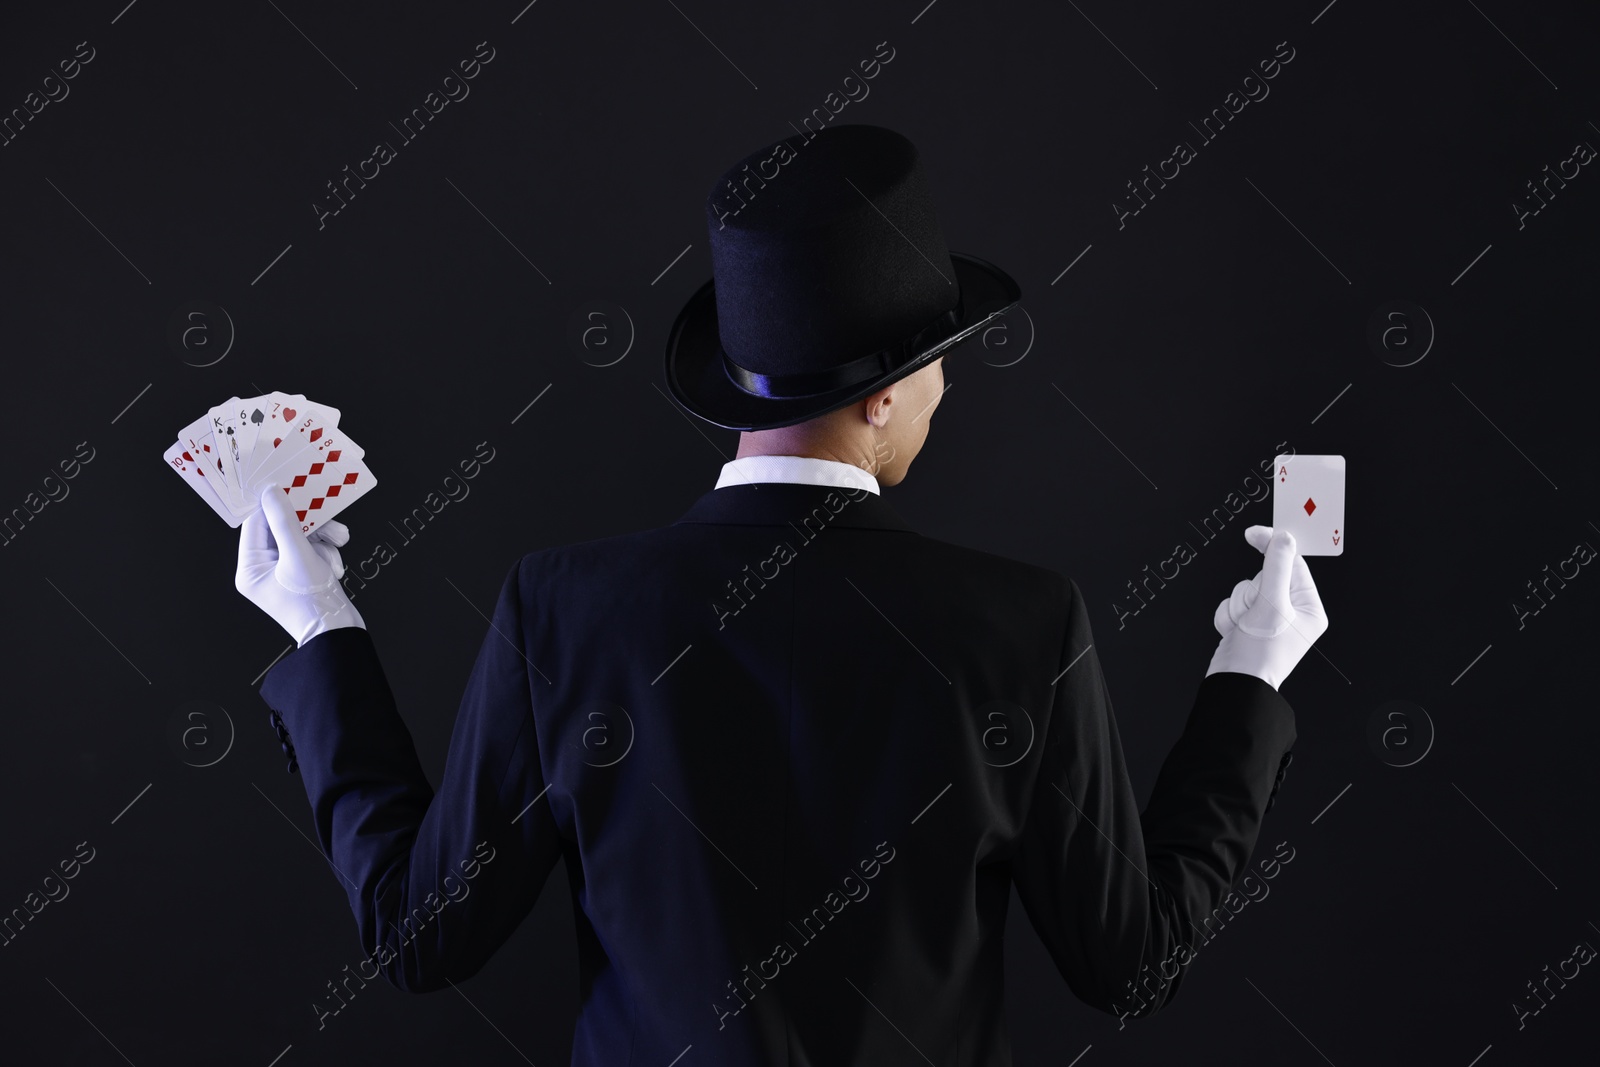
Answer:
[1271, 454, 1345, 556]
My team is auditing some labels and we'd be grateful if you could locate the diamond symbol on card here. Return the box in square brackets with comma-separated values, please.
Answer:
[309, 474, 358, 512]
[1303, 498, 1316, 516]
[309, 428, 322, 443]
[326, 449, 341, 462]
[290, 475, 308, 488]
[309, 462, 324, 475]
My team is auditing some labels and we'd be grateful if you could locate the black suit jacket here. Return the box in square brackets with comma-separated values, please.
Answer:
[260, 481, 1296, 1065]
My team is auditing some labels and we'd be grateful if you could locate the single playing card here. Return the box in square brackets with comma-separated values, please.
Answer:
[248, 430, 365, 515]
[208, 397, 249, 512]
[230, 394, 268, 488]
[1272, 454, 1344, 556]
[163, 439, 243, 527]
[266, 441, 376, 535]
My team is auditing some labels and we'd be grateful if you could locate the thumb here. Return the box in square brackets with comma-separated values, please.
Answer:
[235, 502, 275, 593]
[257, 483, 332, 593]
[1243, 524, 1272, 553]
[238, 498, 274, 559]
[1239, 527, 1297, 636]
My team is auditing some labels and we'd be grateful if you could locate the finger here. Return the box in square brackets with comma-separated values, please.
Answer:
[1214, 597, 1234, 636]
[1216, 564, 1265, 634]
[312, 520, 351, 548]
[321, 542, 346, 579]
[257, 483, 329, 590]
[1243, 525, 1272, 554]
[311, 540, 346, 579]
[1227, 577, 1258, 626]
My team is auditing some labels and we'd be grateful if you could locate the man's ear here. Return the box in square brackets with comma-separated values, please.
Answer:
[863, 381, 898, 427]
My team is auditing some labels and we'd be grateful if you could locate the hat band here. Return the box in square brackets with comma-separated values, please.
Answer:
[720, 299, 965, 400]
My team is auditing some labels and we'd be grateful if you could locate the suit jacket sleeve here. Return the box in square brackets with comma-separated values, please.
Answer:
[1009, 576, 1297, 1020]
[258, 556, 564, 993]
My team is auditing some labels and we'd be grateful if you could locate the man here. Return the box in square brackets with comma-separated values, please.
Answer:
[239, 124, 1328, 1064]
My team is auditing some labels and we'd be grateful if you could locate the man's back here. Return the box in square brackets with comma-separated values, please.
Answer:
[515, 481, 1295, 1065]
[261, 478, 1298, 1065]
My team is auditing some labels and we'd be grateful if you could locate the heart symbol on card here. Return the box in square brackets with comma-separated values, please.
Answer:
[282, 407, 296, 421]
[272, 436, 282, 447]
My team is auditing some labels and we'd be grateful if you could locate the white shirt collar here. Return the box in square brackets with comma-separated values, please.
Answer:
[714, 454, 881, 496]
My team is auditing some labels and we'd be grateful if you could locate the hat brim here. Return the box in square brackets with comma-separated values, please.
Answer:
[664, 252, 1022, 432]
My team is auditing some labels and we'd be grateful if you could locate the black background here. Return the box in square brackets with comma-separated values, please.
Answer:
[2, 1, 1596, 1064]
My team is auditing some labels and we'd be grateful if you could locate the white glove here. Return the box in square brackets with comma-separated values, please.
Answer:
[1205, 525, 1328, 691]
[235, 482, 366, 648]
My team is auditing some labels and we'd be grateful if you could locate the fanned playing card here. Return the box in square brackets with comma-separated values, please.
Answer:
[208, 397, 249, 513]
[230, 395, 267, 486]
[162, 392, 376, 530]
[163, 439, 238, 526]
[1271, 454, 1344, 556]
[269, 442, 375, 535]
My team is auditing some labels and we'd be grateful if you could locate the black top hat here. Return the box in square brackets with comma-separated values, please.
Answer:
[665, 124, 1022, 431]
